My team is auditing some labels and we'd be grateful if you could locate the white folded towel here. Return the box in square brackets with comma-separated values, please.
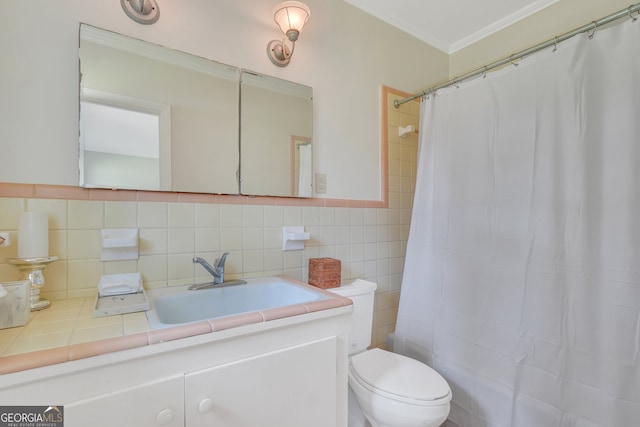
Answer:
[98, 273, 142, 297]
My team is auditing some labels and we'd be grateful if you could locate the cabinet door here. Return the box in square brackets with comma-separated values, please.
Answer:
[185, 337, 337, 427]
[65, 375, 184, 427]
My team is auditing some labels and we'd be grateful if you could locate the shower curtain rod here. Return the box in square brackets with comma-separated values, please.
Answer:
[394, 3, 640, 108]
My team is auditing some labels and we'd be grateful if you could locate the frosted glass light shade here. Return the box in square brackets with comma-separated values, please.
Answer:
[273, 1, 311, 41]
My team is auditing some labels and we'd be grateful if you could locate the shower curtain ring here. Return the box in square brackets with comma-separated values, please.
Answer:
[482, 66, 488, 78]
[588, 21, 598, 39]
[552, 36, 559, 52]
[509, 54, 519, 67]
[629, 6, 638, 22]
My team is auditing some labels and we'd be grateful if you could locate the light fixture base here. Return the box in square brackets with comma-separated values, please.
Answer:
[121, 0, 160, 25]
[267, 40, 292, 67]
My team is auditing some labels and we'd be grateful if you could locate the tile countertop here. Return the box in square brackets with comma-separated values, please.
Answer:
[0, 278, 352, 375]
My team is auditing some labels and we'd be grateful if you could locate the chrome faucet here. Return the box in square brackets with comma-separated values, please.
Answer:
[192, 252, 229, 285]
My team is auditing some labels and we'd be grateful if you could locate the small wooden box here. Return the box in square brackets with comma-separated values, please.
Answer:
[308, 258, 341, 289]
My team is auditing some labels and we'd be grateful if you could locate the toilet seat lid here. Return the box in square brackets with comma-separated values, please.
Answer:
[350, 348, 451, 403]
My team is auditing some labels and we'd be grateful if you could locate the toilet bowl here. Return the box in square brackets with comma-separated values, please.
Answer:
[329, 280, 451, 427]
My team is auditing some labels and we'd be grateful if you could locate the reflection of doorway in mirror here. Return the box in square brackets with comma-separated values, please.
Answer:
[290, 136, 312, 197]
[79, 89, 171, 191]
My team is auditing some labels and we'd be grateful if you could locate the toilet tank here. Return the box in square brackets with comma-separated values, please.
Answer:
[328, 279, 377, 355]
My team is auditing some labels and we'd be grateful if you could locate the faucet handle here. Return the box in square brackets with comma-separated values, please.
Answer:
[214, 252, 230, 268]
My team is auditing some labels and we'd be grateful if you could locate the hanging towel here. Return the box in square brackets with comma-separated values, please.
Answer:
[98, 273, 142, 297]
[298, 143, 312, 197]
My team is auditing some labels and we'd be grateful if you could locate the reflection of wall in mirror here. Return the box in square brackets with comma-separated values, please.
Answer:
[80, 29, 239, 194]
[84, 151, 160, 190]
[241, 80, 312, 197]
[291, 137, 312, 197]
[79, 92, 168, 191]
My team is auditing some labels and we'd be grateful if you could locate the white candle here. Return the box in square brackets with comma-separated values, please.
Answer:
[17, 211, 49, 259]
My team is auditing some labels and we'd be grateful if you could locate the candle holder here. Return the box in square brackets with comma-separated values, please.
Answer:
[6, 256, 58, 311]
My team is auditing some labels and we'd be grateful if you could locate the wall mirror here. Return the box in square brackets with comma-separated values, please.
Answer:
[79, 24, 240, 194]
[78, 25, 314, 197]
[240, 71, 313, 197]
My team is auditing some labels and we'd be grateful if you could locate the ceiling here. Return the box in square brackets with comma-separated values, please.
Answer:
[344, 0, 560, 54]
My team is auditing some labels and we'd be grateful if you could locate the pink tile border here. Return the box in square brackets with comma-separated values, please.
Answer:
[68, 333, 149, 361]
[260, 304, 308, 321]
[0, 182, 389, 208]
[147, 321, 212, 345]
[209, 312, 264, 331]
[0, 347, 69, 375]
[0, 278, 352, 375]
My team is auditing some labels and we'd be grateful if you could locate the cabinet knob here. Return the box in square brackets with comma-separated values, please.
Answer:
[156, 408, 174, 425]
[198, 398, 214, 414]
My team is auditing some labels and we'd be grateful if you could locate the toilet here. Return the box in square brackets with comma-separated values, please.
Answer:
[329, 279, 451, 427]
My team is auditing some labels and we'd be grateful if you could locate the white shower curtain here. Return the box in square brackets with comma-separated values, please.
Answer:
[395, 18, 640, 427]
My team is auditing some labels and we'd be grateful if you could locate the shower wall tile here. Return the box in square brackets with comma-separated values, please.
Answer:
[220, 227, 243, 251]
[68, 200, 104, 229]
[319, 208, 334, 226]
[139, 228, 168, 255]
[302, 207, 319, 226]
[0, 198, 24, 228]
[264, 249, 284, 271]
[104, 201, 137, 228]
[243, 227, 263, 250]
[220, 205, 243, 227]
[50, 230, 67, 260]
[168, 202, 194, 228]
[243, 250, 263, 274]
[195, 203, 219, 227]
[335, 226, 350, 245]
[263, 226, 281, 249]
[168, 228, 195, 254]
[195, 228, 219, 253]
[168, 253, 193, 283]
[67, 259, 101, 296]
[138, 255, 168, 284]
[243, 205, 264, 227]
[334, 208, 350, 226]
[138, 202, 168, 228]
[264, 206, 284, 226]
[67, 229, 100, 260]
[283, 206, 302, 225]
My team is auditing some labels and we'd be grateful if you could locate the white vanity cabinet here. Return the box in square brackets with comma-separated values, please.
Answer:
[185, 337, 337, 427]
[65, 375, 185, 427]
[63, 338, 336, 427]
[0, 307, 351, 427]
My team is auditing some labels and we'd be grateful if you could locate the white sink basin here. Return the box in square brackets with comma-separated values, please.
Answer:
[145, 277, 330, 329]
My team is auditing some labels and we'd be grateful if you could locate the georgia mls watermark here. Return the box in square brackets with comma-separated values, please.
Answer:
[0, 406, 63, 427]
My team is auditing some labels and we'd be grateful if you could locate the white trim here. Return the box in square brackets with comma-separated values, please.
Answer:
[449, 0, 561, 53]
[343, 0, 561, 54]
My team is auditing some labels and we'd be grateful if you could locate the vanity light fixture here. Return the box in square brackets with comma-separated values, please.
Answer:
[267, 1, 311, 67]
[121, 0, 160, 25]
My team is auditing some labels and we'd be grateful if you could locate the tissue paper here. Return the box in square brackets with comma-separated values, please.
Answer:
[98, 273, 142, 297]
